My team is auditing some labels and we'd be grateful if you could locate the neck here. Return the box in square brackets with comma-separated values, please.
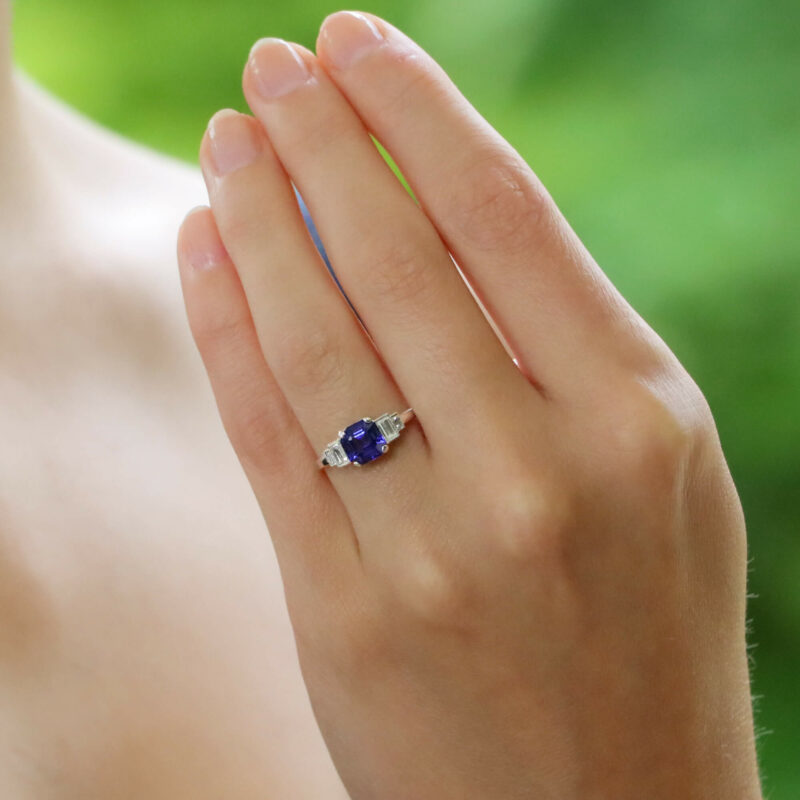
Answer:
[1, 1, 16, 147]
[1, 2, 49, 234]
[0, 78, 54, 240]
[0, 3, 205, 272]
[0, 1, 17, 142]
[1, 3, 90, 252]
[1, 1, 10, 83]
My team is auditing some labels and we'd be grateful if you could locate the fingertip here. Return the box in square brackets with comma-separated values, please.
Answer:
[198, 125, 213, 172]
[177, 205, 230, 274]
[177, 204, 206, 260]
[200, 109, 246, 166]
[317, 11, 387, 71]
[292, 42, 317, 63]
[318, 9, 385, 40]
[209, 107, 241, 127]
[182, 203, 212, 224]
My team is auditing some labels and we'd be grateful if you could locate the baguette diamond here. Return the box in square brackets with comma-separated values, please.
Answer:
[375, 412, 405, 442]
[321, 441, 349, 468]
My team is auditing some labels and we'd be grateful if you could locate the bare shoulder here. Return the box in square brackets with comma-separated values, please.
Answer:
[0, 78, 347, 799]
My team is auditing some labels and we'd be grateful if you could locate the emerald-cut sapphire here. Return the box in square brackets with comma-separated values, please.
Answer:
[340, 419, 387, 465]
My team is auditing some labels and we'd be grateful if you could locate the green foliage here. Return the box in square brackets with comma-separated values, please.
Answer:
[12, 0, 800, 794]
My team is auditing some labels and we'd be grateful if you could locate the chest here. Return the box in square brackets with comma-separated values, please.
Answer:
[0, 350, 276, 637]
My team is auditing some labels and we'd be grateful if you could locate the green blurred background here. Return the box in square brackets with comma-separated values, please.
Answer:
[12, 0, 799, 794]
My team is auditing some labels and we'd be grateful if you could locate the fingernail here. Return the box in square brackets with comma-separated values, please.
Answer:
[182, 208, 230, 271]
[320, 11, 384, 70]
[248, 38, 314, 100]
[207, 109, 262, 177]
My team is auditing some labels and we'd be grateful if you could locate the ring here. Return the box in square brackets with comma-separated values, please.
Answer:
[317, 408, 416, 469]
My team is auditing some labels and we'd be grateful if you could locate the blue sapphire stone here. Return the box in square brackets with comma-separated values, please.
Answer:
[340, 419, 387, 465]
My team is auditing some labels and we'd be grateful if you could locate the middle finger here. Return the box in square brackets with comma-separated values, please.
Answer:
[242, 38, 536, 454]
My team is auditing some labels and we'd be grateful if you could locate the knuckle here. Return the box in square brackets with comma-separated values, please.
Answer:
[450, 149, 551, 255]
[365, 234, 436, 306]
[284, 110, 351, 161]
[218, 210, 268, 251]
[274, 325, 346, 396]
[330, 612, 389, 684]
[488, 474, 574, 567]
[191, 306, 252, 358]
[226, 395, 286, 474]
[190, 311, 292, 475]
[393, 552, 470, 629]
[377, 56, 448, 119]
[607, 374, 710, 493]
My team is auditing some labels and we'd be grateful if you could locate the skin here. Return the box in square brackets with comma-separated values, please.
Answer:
[0, 4, 347, 797]
[177, 10, 764, 800]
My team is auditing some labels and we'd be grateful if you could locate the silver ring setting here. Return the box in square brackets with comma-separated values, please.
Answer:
[318, 408, 415, 469]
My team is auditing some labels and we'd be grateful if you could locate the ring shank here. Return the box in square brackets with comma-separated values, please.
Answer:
[397, 407, 415, 426]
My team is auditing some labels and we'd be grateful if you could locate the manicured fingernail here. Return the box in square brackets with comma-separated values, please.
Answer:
[319, 11, 384, 70]
[207, 109, 262, 177]
[248, 38, 314, 100]
[182, 208, 229, 271]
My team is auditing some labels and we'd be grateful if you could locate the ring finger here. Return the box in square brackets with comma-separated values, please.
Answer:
[199, 109, 429, 525]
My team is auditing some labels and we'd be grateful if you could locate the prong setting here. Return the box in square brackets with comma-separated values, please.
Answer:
[317, 409, 415, 469]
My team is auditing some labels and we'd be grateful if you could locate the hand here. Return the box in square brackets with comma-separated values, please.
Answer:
[176, 11, 761, 799]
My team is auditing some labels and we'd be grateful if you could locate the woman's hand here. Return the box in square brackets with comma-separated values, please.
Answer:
[176, 11, 761, 799]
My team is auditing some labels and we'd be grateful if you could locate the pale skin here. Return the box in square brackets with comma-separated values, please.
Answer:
[0, 2, 762, 797]
[0, 3, 347, 797]
[176, 10, 764, 800]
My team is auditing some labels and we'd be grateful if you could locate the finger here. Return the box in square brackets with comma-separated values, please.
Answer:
[176, 205, 359, 595]
[241, 38, 534, 458]
[198, 110, 430, 528]
[316, 12, 664, 392]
